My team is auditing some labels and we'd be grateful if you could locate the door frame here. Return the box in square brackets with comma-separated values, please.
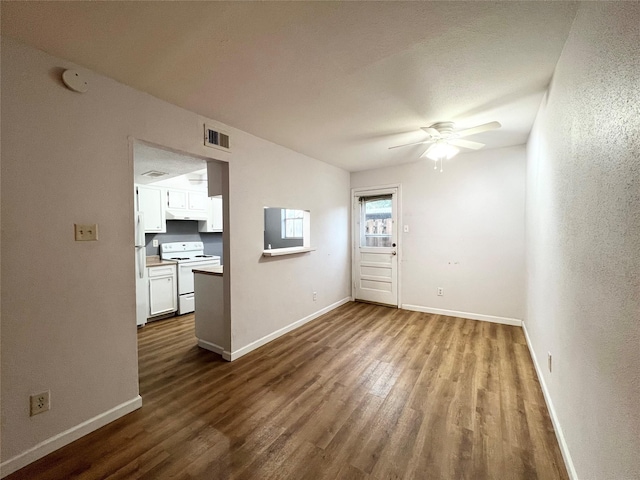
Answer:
[130, 136, 232, 380]
[351, 183, 402, 307]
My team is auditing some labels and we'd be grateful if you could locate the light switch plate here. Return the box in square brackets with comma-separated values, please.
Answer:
[74, 223, 98, 241]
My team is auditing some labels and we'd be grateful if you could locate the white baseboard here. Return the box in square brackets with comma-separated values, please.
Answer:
[0, 395, 142, 478]
[197, 339, 232, 361]
[522, 322, 578, 480]
[227, 297, 351, 361]
[401, 304, 522, 327]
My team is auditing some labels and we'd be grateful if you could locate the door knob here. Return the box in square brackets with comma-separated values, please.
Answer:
[392, 251, 397, 256]
[392, 243, 397, 247]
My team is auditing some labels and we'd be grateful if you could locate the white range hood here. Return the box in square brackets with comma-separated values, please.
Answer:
[165, 209, 208, 221]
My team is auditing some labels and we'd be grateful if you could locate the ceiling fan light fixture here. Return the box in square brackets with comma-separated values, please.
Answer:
[423, 141, 459, 161]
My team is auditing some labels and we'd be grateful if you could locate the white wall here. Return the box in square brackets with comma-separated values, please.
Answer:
[226, 130, 351, 352]
[351, 145, 526, 323]
[0, 36, 350, 474]
[525, 3, 640, 479]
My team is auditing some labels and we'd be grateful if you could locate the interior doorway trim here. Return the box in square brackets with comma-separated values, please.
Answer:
[128, 135, 231, 385]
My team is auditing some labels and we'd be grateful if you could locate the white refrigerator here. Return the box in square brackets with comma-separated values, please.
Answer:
[134, 210, 148, 326]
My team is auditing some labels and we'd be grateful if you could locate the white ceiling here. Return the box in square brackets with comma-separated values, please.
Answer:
[134, 142, 207, 185]
[1, 1, 579, 172]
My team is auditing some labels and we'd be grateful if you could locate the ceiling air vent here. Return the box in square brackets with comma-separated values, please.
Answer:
[141, 170, 167, 178]
[204, 124, 231, 151]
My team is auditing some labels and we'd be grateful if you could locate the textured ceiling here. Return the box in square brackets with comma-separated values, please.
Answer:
[134, 143, 207, 185]
[1, 1, 578, 171]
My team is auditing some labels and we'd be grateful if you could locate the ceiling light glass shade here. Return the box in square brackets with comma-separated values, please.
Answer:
[423, 142, 460, 161]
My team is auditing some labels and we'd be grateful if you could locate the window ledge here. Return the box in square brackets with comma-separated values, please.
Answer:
[262, 246, 316, 257]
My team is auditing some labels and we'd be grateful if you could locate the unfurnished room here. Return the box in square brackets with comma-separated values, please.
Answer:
[1, 2, 638, 479]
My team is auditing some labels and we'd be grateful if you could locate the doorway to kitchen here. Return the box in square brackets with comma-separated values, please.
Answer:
[130, 139, 229, 340]
[352, 186, 400, 307]
[133, 141, 223, 325]
[131, 138, 230, 386]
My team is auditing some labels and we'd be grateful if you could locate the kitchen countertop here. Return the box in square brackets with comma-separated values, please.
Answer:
[146, 256, 177, 267]
[193, 265, 223, 276]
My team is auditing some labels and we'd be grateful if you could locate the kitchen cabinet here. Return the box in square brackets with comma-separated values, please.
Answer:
[198, 196, 223, 233]
[188, 191, 207, 212]
[136, 185, 166, 233]
[166, 188, 210, 222]
[194, 266, 228, 359]
[167, 189, 207, 212]
[148, 264, 177, 317]
[167, 189, 187, 209]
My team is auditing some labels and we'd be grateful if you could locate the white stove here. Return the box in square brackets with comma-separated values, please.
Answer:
[160, 242, 220, 314]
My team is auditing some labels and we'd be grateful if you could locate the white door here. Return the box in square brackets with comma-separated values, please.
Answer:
[137, 185, 166, 232]
[353, 188, 398, 306]
[149, 275, 177, 316]
[198, 196, 223, 233]
[188, 191, 207, 211]
[167, 189, 187, 209]
[210, 196, 223, 231]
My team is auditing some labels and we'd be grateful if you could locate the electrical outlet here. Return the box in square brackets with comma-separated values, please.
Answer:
[313, 291, 317, 301]
[30, 391, 50, 416]
[152, 239, 159, 247]
[74, 223, 98, 241]
[437, 287, 444, 296]
[548, 352, 553, 372]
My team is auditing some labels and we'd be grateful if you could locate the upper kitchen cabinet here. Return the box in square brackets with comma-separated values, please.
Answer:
[167, 189, 207, 213]
[167, 189, 187, 209]
[166, 188, 209, 221]
[187, 191, 207, 212]
[136, 185, 166, 233]
[199, 196, 223, 232]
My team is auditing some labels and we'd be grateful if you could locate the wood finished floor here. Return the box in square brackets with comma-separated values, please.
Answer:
[8, 302, 568, 479]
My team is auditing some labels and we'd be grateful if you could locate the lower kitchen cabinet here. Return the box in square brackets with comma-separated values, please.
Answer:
[148, 264, 177, 317]
[194, 267, 228, 358]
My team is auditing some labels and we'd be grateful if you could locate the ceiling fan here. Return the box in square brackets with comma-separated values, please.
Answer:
[389, 120, 501, 171]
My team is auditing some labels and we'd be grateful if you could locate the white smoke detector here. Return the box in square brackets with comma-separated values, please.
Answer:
[61, 69, 88, 93]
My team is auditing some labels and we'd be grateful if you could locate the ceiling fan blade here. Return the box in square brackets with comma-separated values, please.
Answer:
[420, 127, 440, 136]
[448, 138, 485, 150]
[388, 139, 435, 150]
[455, 121, 501, 138]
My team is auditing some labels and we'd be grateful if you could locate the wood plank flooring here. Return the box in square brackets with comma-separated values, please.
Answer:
[7, 302, 568, 479]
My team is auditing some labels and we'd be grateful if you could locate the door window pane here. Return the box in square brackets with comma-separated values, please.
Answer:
[361, 195, 392, 247]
